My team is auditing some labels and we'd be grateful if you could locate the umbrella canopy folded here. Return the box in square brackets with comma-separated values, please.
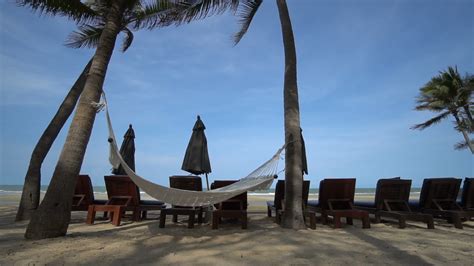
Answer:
[301, 128, 308, 175]
[112, 124, 135, 175]
[182, 115, 211, 176]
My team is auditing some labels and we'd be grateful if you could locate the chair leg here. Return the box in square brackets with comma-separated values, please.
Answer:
[276, 211, 282, 224]
[141, 211, 147, 220]
[187, 214, 195, 229]
[333, 214, 342, 228]
[197, 209, 203, 224]
[242, 213, 247, 229]
[398, 216, 406, 229]
[212, 212, 219, 229]
[426, 216, 435, 229]
[172, 214, 178, 223]
[159, 210, 166, 228]
[452, 214, 463, 229]
[374, 213, 381, 223]
[346, 217, 353, 225]
[307, 212, 316, 229]
[362, 215, 371, 229]
[111, 208, 122, 226]
[267, 206, 272, 217]
[86, 206, 96, 225]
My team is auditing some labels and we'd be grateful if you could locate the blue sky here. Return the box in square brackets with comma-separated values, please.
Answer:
[0, 0, 473, 188]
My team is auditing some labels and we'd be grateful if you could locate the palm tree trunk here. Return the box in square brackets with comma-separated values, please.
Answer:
[452, 111, 474, 154]
[25, 1, 126, 239]
[15, 59, 92, 222]
[276, 0, 305, 229]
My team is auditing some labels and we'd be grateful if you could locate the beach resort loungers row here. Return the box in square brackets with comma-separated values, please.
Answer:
[74, 175, 473, 230]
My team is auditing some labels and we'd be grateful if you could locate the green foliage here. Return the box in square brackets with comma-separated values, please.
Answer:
[413, 66, 473, 152]
[233, 0, 262, 45]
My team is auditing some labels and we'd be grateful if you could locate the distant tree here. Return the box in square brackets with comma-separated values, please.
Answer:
[412, 66, 474, 153]
[19, 0, 236, 239]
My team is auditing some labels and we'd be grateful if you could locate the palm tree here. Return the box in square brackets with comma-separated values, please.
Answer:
[412, 66, 474, 153]
[16, 58, 92, 222]
[230, 0, 306, 228]
[20, 0, 238, 239]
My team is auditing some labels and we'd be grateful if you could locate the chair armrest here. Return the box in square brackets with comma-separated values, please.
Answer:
[107, 196, 133, 206]
[327, 199, 351, 211]
[432, 199, 462, 211]
[73, 194, 86, 207]
[383, 199, 411, 212]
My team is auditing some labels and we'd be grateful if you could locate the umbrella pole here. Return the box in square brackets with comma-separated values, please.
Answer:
[205, 173, 210, 191]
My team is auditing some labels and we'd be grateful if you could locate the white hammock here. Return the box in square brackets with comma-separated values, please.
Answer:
[101, 94, 283, 207]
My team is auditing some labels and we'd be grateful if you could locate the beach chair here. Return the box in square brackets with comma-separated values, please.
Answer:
[267, 180, 315, 229]
[72, 174, 107, 211]
[211, 180, 247, 229]
[460, 178, 474, 212]
[418, 178, 472, 229]
[355, 178, 434, 229]
[86, 175, 165, 226]
[309, 178, 370, 229]
[159, 175, 204, 229]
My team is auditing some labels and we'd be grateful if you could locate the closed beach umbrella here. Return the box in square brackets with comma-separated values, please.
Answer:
[182, 115, 212, 190]
[112, 124, 135, 175]
[301, 128, 308, 175]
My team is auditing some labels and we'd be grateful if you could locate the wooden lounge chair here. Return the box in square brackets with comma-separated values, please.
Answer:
[418, 178, 473, 229]
[355, 178, 434, 229]
[159, 175, 204, 229]
[267, 180, 315, 229]
[460, 178, 473, 212]
[72, 174, 107, 211]
[309, 178, 370, 229]
[87, 175, 165, 226]
[211, 180, 247, 229]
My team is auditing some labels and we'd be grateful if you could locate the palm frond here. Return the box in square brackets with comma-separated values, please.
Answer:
[411, 110, 451, 130]
[121, 27, 134, 52]
[16, 0, 98, 24]
[65, 25, 103, 49]
[169, 0, 240, 25]
[454, 140, 474, 150]
[233, 0, 262, 45]
[133, 0, 179, 29]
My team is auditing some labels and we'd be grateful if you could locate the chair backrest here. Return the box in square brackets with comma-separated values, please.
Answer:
[73, 174, 95, 206]
[419, 178, 461, 209]
[374, 178, 411, 210]
[211, 180, 247, 210]
[461, 178, 474, 209]
[318, 178, 356, 210]
[169, 175, 202, 191]
[104, 175, 140, 206]
[273, 180, 310, 210]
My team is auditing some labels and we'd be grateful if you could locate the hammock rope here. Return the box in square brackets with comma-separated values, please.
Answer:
[100, 93, 283, 207]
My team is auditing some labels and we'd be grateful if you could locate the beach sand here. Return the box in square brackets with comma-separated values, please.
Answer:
[1, 194, 473, 265]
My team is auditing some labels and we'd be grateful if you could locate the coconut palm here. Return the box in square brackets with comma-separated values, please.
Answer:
[20, 0, 240, 239]
[412, 66, 474, 153]
[16, 58, 92, 222]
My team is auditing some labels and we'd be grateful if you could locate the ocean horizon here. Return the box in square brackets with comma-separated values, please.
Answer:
[0, 185, 423, 196]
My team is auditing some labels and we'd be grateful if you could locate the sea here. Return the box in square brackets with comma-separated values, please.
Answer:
[0, 185, 422, 197]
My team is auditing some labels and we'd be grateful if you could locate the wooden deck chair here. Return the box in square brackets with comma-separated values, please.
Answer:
[72, 174, 106, 211]
[311, 178, 370, 229]
[419, 178, 472, 229]
[358, 178, 434, 229]
[211, 180, 247, 229]
[267, 180, 315, 229]
[87, 175, 165, 226]
[158, 176, 204, 229]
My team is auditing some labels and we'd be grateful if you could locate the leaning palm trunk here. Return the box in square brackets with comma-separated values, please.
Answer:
[25, 0, 126, 239]
[452, 111, 474, 154]
[15, 59, 92, 222]
[276, 0, 305, 229]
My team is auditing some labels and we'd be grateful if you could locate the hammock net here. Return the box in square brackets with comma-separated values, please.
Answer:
[102, 94, 283, 207]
